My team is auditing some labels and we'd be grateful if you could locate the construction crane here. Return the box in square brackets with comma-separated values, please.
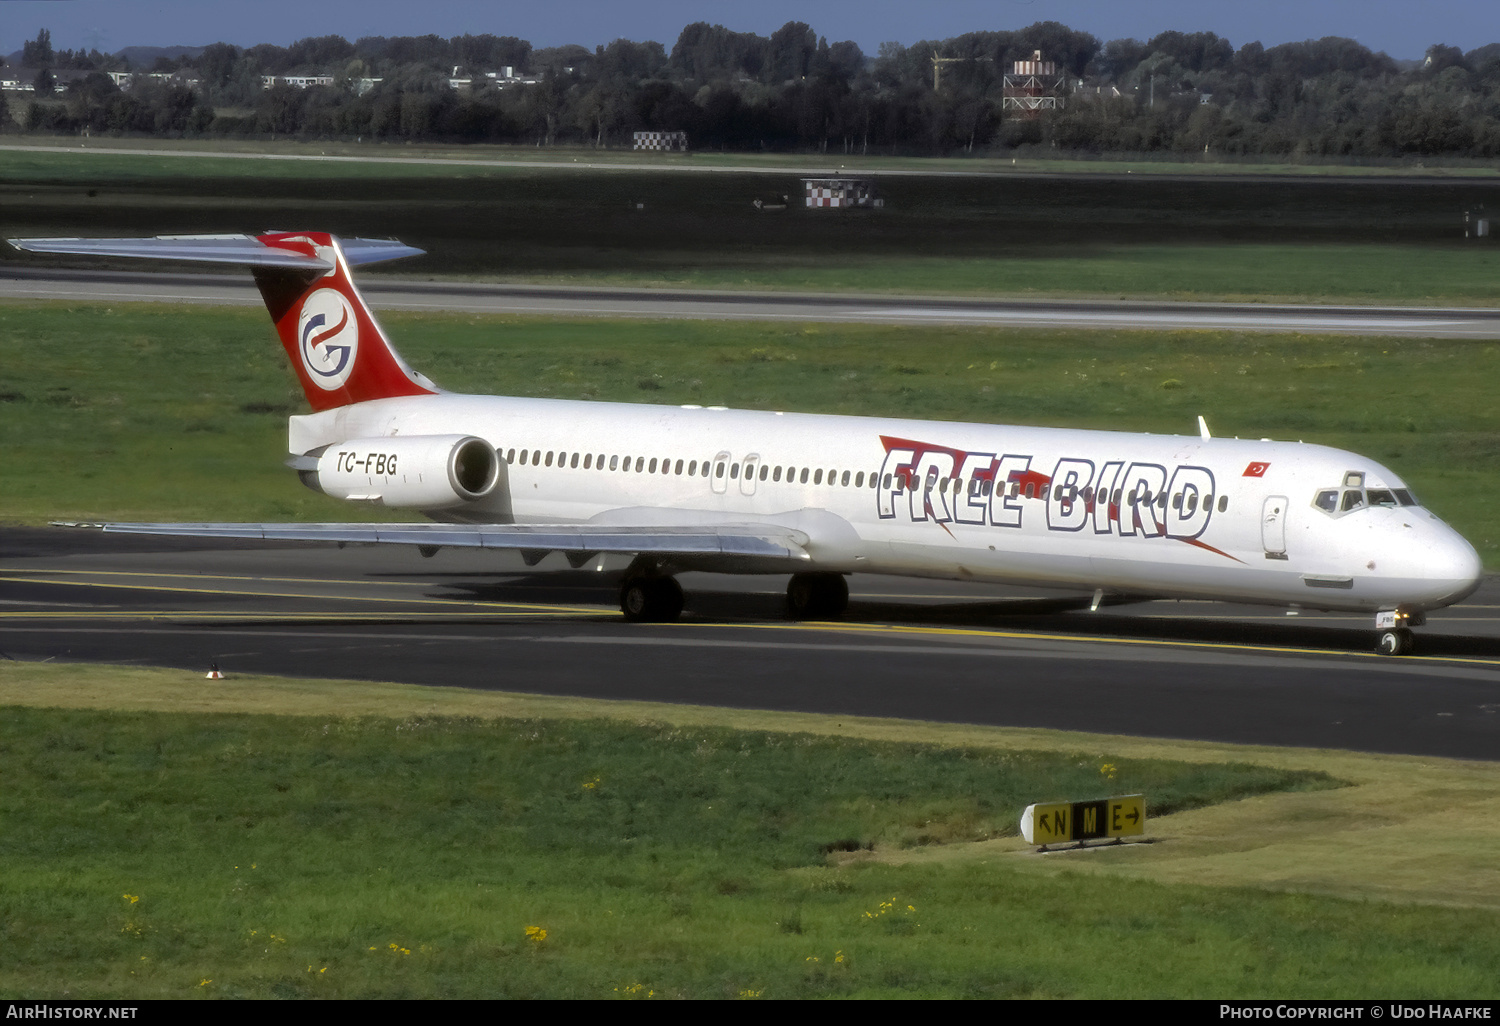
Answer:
[931, 53, 993, 92]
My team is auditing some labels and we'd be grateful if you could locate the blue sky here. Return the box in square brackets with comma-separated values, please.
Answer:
[3, 1, 1494, 62]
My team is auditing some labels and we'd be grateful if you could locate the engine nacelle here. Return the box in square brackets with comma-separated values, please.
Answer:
[299, 435, 500, 509]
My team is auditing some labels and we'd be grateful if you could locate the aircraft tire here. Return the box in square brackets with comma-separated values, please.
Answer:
[1376, 628, 1415, 656]
[786, 572, 848, 620]
[653, 576, 685, 621]
[620, 575, 683, 623]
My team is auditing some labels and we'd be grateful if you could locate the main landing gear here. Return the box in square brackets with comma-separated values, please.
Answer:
[1374, 609, 1424, 656]
[617, 568, 850, 623]
[619, 574, 684, 623]
[785, 572, 848, 620]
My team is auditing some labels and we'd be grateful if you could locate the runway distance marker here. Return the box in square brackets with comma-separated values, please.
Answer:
[1021, 794, 1146, 848]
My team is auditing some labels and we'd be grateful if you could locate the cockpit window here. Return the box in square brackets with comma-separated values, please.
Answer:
[1318, 484, 1419, 516]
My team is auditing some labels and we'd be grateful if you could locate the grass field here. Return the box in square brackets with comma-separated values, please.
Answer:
[3, 662, 1498, 1000]
[4, 146, 1499, 303]
[4, 301, 1500, 565]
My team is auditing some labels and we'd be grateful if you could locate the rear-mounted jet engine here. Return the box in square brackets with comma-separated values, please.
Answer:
[294, 434, 500, 508]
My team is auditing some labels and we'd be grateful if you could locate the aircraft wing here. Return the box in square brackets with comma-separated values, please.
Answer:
[65, 520, 812, 567]
[9, 234, 423, 267]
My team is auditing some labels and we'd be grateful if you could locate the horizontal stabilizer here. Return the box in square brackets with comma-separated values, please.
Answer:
[72, 521, 812, 562]
[8, 234, 423, 267]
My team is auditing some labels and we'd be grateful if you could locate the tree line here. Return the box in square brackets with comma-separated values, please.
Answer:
[9, 21, 1500, 158]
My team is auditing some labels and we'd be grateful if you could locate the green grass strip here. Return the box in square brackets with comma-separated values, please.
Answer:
[2, 662, 1498, 999]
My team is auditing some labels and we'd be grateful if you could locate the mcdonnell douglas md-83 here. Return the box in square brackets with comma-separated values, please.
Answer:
[9, 232, 1482, 655]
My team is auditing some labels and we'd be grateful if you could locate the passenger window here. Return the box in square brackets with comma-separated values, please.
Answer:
[1314, 490, 1338, 513]
[688, 460, 697, 476]
[1202, 492, 1212, 510]
[1186, 494, 1198, 513]
[1042, 485, 1051, 501]
[635, 457, 645, 472]
[731, 463, 739, 479]
[609, 455, 619, 471]
[1341, 490, 1365, 512]
[570, 453, 579, 469]
[773, 466, 782, 482]
[882, 473, 892, 489]
[675, 460, 684, 475]
[506, 448, 516, 463]
[1156, 493, 1166, 509]
[649, 458, 658, 473]
[759, 465, 768, 481]
[1218, 496, 1228, 512]
[597, 453, 605, 468]
[545, 451, 554, 467]
[583, 453, 592, 469]
[520, 449, 529, 464]
[715, 462, 726, 478]
[814, 469, 823, 485]
[800, 468, 809, 484]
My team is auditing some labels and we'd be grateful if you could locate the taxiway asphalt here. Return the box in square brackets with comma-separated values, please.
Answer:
[3, 528, 1498, 761]
[5, 267, 1500, 337]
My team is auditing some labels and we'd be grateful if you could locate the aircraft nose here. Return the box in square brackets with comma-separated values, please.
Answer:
[1422, 526, 1483, 607]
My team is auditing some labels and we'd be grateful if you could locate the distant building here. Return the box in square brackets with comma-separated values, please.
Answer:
[483, 68, 539, 87]
[106, 70, 201, 91]
[633, 130, 687, 152]
[802, 178, 883, 209]
[1002, 50, 1065, 120]
[5, 67, 112, 93]
[262, 75, 335, 90]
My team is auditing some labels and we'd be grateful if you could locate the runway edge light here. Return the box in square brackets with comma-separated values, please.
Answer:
[1020, 794, 1146, 850]
[206, 662, 224, 680]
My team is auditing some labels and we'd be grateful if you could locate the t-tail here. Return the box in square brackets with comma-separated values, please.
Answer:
[7, 232, 438, 411]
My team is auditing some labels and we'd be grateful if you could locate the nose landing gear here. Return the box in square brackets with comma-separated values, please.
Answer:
[1374, 609, 1423, 655]
[1376, 627, 1414, 656]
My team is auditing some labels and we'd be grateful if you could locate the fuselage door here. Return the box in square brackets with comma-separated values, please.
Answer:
[710, 450, 731, 495]
[740, 454, 761, 496]
[1262, 495, 1289, 559]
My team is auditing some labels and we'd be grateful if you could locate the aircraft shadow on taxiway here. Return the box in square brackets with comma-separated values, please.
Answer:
[406, 570, 1500, 659]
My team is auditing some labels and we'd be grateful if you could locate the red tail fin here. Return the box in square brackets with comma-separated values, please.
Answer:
[253, 232, 437, 412]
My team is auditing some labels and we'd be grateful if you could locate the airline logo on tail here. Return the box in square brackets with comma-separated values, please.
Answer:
[298, 288, 359, 389]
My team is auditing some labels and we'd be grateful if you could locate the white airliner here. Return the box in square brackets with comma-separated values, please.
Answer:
[10, 232, 1483, 655]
